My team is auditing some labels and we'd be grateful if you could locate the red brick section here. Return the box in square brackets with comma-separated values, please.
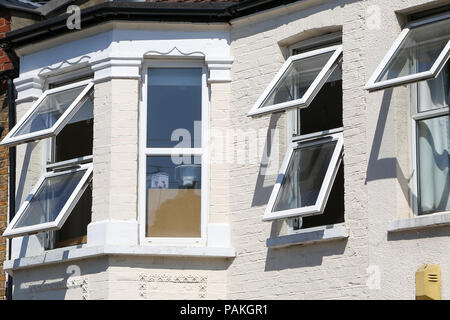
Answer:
[0, 9, 11, 301]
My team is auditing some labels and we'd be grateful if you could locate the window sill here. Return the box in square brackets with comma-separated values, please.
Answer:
[266, 223, 348, 248]
[387, 211, 450, 233]
[3, 245, 236, 274]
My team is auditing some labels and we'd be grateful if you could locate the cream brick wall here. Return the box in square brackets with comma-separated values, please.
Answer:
[210, 82, 232, 225]
[228, 0, 370, 300]
[227, 0, 450, 300]
[93, 79, 139, 222]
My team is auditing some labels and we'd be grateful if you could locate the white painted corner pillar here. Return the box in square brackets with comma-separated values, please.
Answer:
[88, 54, 141, 246]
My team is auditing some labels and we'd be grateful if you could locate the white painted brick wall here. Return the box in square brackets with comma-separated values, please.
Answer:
[92, 79, 139, 222]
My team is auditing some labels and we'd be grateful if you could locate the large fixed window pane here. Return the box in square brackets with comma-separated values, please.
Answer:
[146, 156, 201, 238]
[264, 134, 343, 221]
[147, 68, 202, 148]
[365, 15, 450, 91]
[2, 164, 93, 238]
[248, 45, 342, 117]
[417, 115, 450, 215]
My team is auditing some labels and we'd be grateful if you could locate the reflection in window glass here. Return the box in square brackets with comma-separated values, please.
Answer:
[273, 140, 337, 212]
[15, 170, 87, 228]
[376, 18, 450, 82]
[417, 115, 450, 215]
[15, 85, 86, 136]
[147, 68, 202, 148]
[146, 156, 201, 237]
[261, 51, 334, 108]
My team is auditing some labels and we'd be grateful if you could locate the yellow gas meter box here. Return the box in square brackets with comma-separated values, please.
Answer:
[416, 264, 441, 300]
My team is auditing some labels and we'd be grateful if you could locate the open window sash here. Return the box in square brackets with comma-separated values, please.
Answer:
[248, 45, 343, 117]
[0, 79, 94, 147]
[3, 163, 93, 238]
[263, 132, 343, 221]
[365, 13, 450, 91]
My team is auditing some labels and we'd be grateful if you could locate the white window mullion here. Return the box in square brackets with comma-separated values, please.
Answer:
[412, 107, 449, 121]
[145, 148, 203, 156]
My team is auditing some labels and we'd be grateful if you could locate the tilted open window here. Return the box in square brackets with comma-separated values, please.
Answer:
[3, 164, 93, 238]
[365, 13, 450, 91]
[1, 78, 95, 243]
[0, 79, 94, 147]
[247, 45, 342, 117]
[263, 133, 343, 221]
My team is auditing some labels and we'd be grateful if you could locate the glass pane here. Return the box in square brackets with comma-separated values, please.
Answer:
[14, 170, 87, 228]
[376, 18, 450, 82]
[146, 156, 201, 237]
[261, 51, 334, 108]
[417, 61, 450, 112]
[14, 85, 87, 136]
[273, 140, 337, 212]
[417, 115, 450, 215]
[147, 68, 202, 148]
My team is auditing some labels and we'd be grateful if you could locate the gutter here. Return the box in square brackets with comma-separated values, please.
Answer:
[1, 0, 302, 48]
[0, 0, 42, 17]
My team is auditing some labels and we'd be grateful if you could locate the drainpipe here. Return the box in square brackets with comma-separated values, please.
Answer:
[6, 77, 16, 301]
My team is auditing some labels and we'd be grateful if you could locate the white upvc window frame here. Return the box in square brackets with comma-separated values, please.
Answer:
[247, 45, 343, 117]
[0, 79, 94, 147]
[263, 131, 344, 221]
[138, 60, 210, 246]
[409, 81, 450, 216]
[365, 13, 450, 92]
[3, 163, 93, 238]
[42, 75, 95, 250]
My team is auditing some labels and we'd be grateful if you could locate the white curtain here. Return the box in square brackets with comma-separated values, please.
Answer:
[417, 67, 450, 214]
